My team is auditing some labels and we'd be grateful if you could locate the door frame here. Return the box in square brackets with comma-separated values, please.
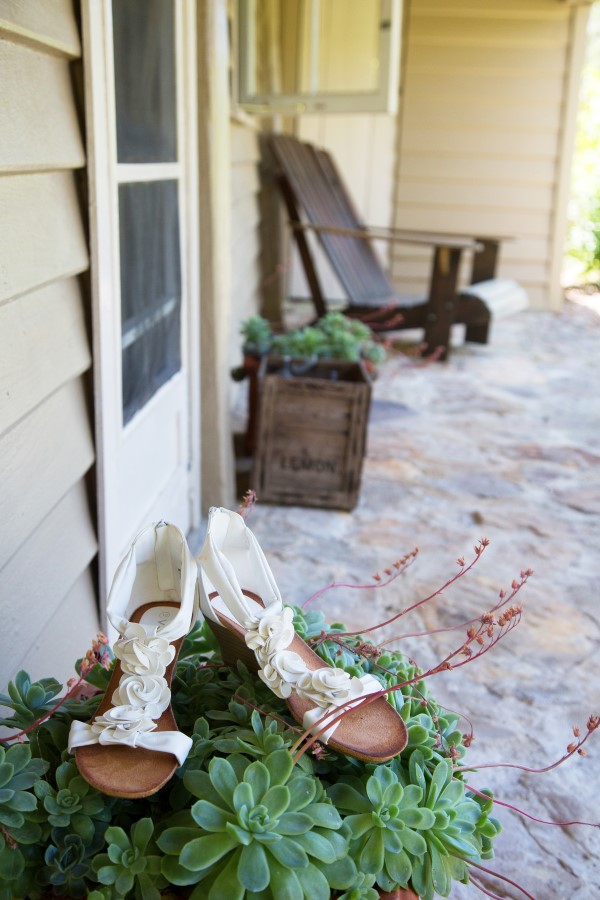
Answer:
[81, 0, 201, 617]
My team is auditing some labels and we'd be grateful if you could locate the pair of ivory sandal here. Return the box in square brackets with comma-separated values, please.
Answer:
[69, 509, 407, 798]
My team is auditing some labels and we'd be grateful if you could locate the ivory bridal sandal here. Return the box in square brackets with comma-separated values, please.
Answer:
[198, 507, 407, 761]
[69, 522, 199, 798]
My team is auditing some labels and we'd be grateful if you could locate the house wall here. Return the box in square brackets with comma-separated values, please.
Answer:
[391, 0, 587, 310]
[0, 1, 99, 688]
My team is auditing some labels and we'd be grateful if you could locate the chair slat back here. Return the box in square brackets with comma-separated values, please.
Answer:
[270, 135, 397, 306]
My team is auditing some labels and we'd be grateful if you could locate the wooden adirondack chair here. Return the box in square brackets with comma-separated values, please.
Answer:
[268, 134, 526, 359]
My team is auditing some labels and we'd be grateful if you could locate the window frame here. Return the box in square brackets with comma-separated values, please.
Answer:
[236, 0, 402, 115]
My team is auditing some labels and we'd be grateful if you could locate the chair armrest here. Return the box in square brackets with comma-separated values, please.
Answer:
[291, 221, 482, 251]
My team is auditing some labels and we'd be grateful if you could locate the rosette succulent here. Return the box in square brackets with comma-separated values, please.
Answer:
[158, 749, 356, 898]
[34, 759, 111, 842]
[92, 818, 166, 899]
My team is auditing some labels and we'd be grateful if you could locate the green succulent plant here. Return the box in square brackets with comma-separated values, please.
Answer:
[240, 315, 274, 357]
[0, 742, 47, 836]
[34, 759, 111, 843]
[336, 871, 380, 900]
[158, 749, 356, 899]
[39, 831, 100, 898]
[0, 611, 506, 900]
[328, 764, 435, 893]
[407, 753, 501, 900]
[92, 818, 166, 899]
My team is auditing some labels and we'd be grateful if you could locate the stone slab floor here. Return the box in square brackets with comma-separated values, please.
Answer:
[245, 298, 600, 900]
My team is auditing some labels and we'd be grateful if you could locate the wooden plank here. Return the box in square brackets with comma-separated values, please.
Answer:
[0, 377, 95, 571]
[405, 70, 564, 103]
[410, 16, 568, 47]
[414, 0, 568, 17]
[0, 171, 89, 304]
[398, 153, 556, 185]
[0, 40, 85, 173]
[0, 278, 91, 435]
[396, 180, 553, 212]
[394, 205, 549, 237]
[402, 96, 561, 131]
[401, 126, 558, 158]
[0, 0, 80, 58]
[0, 481, 97, 686]
[17, 568, 100, 686]
[405, 45, 564, 74]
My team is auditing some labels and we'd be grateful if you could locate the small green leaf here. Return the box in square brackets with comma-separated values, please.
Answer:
[158, 827, 201, 856]
[385, 847, 412, 887]
[306, 802, 341, 829]
[359, 828, 384, 875]
[261, 785, 290, 820]
[238, 842, 270, 892]
[192, 799, 233, 831]
[294, 830, 337, 863]
[180, 833, 236, 871]
[265, 750, 293, 787]
[232, 781, 254, 813]
[276, 811, 313, 835]
[244, 760, 270, 804]
[210, 758, 239, 808]
[268, 835, 308, 869]
[296, 861, 331, 900]
[132, 817, 154, 853]
[208, 848, 245, 900]
[287, 776, 316, 811]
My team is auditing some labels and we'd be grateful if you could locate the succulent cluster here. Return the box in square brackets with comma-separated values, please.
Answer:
[239, 312, 386, 367]
[0, 612, 502, 899]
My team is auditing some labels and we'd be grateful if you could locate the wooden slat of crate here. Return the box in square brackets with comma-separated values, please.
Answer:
[252, 363, 371, 510]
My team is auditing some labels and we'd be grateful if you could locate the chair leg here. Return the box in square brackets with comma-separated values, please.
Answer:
[423, 246, 462, 361]
[465, 321, 491, 344]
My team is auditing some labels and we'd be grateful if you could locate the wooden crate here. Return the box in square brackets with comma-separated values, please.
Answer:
[252, 358, 371, 510]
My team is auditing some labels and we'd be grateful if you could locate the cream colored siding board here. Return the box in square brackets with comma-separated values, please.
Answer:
[415, 1, 568, 16]
[0, 482, 97, 687]
[230, 124, 259, 164]
[0, 0, 81, 58]
[0, 278, 91, 435]
[231, 163, 261, 205]
[0, 41, 85, 172]
[409, 71, 564, 102]
[392, 0, 577, 311]
[0, 171, 89, 304]
[399, 154, 557, 185]
[396, 181, 553, 212]
[402, 97, 562, 131]
[19, 569, 100, 685]
[0, 377, 94, 572]
[410, 16, 568, 46]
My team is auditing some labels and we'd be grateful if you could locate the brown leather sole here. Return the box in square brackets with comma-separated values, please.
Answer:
[74, 601, 184, 799]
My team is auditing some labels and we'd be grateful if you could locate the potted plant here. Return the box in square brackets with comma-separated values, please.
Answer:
[0, 533, 596, 899]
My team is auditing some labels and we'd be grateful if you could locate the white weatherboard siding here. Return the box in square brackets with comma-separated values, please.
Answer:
[391, 0, 587, 310]
[0, 1, 99, 690]
[229, 121, 263, 424]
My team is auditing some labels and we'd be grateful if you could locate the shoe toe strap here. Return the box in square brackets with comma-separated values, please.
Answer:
[68, 719, 193, 766]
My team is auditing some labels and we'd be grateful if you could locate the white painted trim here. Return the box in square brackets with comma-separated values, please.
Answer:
[116, 163, 182, 183]
[82, 0, 201, 615]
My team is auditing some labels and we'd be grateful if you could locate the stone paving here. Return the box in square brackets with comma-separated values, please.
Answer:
[245, 298, 600, 900]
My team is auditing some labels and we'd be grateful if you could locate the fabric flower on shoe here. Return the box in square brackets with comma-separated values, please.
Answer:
[113, 623, 175, 676]
[296, 667, 367, 709]
[111, 674, 170, 719]
[90, 706, 157, 748]
[258, 649, 306, 699]
[245, 605, 295, 664]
